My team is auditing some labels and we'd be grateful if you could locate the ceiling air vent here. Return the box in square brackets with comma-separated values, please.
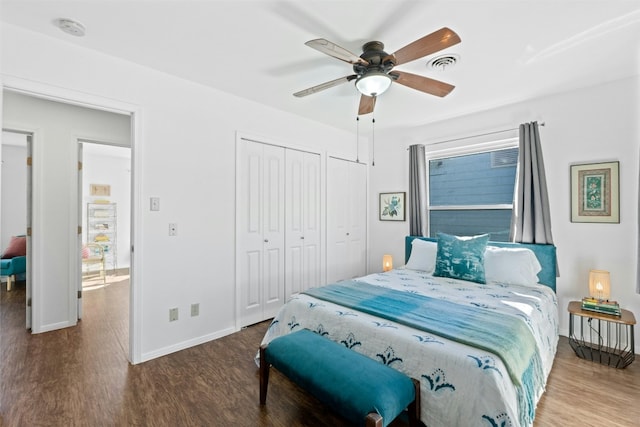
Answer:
[427, 54, 460, 71]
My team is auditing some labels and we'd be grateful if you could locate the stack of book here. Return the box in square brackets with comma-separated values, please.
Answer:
[581, 297, 621, 316]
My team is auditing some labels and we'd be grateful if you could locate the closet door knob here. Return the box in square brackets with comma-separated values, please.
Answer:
[264, 239, 269, 243]
[300, 236, 305, 240]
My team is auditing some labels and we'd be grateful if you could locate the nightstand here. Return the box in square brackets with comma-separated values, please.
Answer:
[568, 301, 636, 368]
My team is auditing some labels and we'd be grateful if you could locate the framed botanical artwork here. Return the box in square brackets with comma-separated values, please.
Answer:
[570, 161, 619, 223]
[379, 192, 406, 221]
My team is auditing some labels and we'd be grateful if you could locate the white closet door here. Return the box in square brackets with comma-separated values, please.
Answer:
[262, 144, 286, 319]
[301, 152, 321, 291]
[237, 140, 285, 326]
[285, 150, 321, 299]
[326, 157, 367, 284]
[346, 160, 367, 279]
[237, 140, 265, 326]
[285, 150, 304, 298]
[326, 157, 349, 284]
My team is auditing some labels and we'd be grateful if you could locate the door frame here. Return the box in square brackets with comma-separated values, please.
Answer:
[78, 140, 132, 319]
[1, 77, 143, 364]
[0, 129, 33, 328]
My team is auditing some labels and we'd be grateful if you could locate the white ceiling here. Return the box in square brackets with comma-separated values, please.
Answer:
[3, 1, 640, 132]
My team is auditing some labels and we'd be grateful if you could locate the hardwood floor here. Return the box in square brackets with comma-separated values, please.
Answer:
[1, 281, 638, 426]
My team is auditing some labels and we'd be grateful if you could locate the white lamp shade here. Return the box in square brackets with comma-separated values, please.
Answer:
[382, 254, 393, 272]
[356, 73, 392, 97]
[588, 269, 611, 300]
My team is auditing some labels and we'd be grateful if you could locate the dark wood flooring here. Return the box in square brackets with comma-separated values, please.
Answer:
[1, 280, 638, 426]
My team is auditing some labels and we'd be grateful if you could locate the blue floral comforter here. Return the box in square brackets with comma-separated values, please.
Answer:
[260, 269, 558, 427]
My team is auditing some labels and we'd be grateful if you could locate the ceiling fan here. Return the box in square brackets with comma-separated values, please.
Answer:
[293, 27, 461, 115]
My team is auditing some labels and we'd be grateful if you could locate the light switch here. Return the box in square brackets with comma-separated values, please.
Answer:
[150, 197, 160, 211]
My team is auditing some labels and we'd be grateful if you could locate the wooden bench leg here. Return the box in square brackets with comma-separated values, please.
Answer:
[365, 412, 383, 427]
[259, 344, 269, 405]
[7, 275, 14, 292]
[408, 378, 421, 427]
[365, 379, 420, 427]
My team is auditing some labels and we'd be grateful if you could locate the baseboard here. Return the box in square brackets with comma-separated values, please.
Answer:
[140, 326, 237, 363]
[34, 320, 76, 334]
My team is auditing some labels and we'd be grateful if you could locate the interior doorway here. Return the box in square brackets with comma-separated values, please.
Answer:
[1, 88, 136, 362]
[79, 142, 131, 321]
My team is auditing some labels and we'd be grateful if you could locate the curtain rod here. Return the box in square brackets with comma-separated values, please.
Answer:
[423, 121, 546, 147]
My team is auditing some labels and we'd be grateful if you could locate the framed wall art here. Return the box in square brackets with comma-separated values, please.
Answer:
[379, 192, 406, 221]
[90, 184, 111, 197]
[570, 161, 619, 223]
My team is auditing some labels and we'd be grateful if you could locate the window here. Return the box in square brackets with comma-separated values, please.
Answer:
[427, 145, 518, 242]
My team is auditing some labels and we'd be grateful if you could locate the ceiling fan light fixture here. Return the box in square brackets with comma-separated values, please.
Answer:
[355, 72, 392, 97]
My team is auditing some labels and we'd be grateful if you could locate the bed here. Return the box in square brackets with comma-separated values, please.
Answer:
[260, 234, 558, 427]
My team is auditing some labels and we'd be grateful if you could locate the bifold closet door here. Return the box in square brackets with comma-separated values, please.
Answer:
[237, 140, 285, 327]
[285, 150, 321, 299]
[326, 157, 367, 284]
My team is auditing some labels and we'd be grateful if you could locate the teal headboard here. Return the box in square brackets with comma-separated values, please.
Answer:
[405, 236, 557, 292]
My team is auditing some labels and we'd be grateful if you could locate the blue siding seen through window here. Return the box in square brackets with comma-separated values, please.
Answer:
[429, 210, 513, 242]
[429, 149, 517, 205]
[428, 148, 517, 242]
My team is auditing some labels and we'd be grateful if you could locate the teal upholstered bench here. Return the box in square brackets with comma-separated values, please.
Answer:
[260, 329, 420, 427]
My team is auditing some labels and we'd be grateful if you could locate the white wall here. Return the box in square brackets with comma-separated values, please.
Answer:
[1, 24, 363, 362]
[1, 133, 27, 250]
[369, 75, 640, 353]
[82, 144, 132, 270]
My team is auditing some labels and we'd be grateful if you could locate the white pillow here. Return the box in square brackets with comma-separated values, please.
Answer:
[484, 246, 542, 286]
[405, 239, 437, 273]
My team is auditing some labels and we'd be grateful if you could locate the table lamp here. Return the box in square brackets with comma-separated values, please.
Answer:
[588, 269, 611, 301]
[382, 254, 393, 272]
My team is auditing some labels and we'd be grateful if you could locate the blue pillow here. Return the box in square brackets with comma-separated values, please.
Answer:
[433, 233, 490, 284]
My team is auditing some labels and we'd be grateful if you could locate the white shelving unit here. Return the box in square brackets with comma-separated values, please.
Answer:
[87, 202, 117, 273]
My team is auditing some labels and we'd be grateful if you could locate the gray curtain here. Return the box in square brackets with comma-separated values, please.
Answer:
[409, 144, 427, 236]
[637, 150, 640, 293]
[510, 121, 554, 244]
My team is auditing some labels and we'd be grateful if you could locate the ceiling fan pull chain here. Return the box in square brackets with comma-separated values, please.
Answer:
[356, 116, 360, 163]
[371, 116, 376, 167]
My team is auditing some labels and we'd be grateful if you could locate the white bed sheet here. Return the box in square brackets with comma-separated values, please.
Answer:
[260, 269, 558, 427]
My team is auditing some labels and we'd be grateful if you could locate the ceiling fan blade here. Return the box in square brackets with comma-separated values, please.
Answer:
[293, 75, 357, 97]
[358, 95, 376, 115]
[392, 71, 455, 97]
[305, 39, 368, 65]
[392, 27, 461, 66]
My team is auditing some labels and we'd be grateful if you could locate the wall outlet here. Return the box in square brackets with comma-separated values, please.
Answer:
[190, 303, 199, 317]
[169, 307, 179, 322]
[169, 223, 177, 236]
